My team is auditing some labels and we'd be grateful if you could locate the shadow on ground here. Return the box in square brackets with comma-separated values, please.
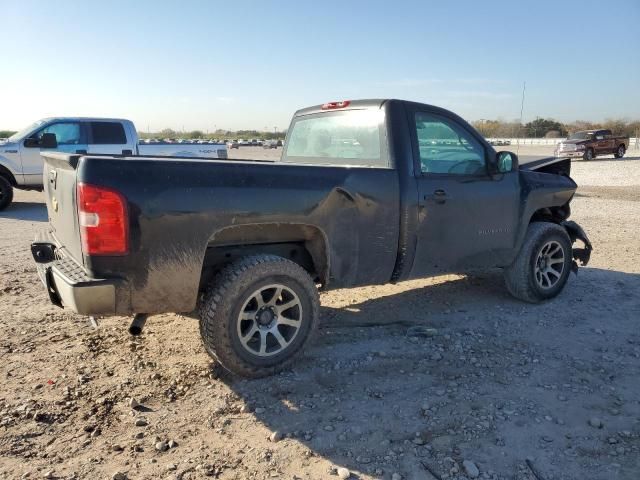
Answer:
[0, 202, 47, 222]
[216, 267, 640, 479]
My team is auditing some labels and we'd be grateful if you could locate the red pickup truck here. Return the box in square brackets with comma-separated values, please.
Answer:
[555, 129, 629, 160]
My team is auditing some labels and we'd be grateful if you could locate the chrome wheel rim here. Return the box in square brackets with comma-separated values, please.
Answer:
[618, 146, 624, 157]
[586, 150, 593, 160]
[534, 240, 565, 289]
[236, 284, 302, 357]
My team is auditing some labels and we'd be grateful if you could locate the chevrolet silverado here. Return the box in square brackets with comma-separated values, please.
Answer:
[31, 99, 592, 377]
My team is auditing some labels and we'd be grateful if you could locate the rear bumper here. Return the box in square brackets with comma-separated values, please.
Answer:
[32, 234, 120, 316]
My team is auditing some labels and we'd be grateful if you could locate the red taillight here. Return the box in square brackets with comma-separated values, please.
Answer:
[321, 100, 351, 110]
[77, 183, 128, 256]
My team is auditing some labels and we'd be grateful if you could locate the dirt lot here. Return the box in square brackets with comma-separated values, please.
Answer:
[1, 147, 639, 480]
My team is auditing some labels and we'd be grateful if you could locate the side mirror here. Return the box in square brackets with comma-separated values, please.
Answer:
[40, 133, 58, 149]
[496, 151, 518, 173]
[24, 137, 39, 148]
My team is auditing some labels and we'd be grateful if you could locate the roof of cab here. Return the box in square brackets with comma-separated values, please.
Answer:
[41, 117, 132, 123]
[293, 99, 388, 117]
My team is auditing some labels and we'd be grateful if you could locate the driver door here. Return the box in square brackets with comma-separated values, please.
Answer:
[408, 109, 519, 277]
[21, 121, 87, 185]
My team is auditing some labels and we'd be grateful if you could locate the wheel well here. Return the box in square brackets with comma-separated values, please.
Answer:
[530, 204, 571, 224]
[199, 224, 329, 292]
[0, 165, 17, 186]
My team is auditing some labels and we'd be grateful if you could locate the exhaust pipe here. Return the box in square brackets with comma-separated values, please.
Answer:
[129, 314, 148, 335]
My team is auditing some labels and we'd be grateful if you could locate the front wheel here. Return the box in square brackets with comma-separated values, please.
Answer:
[583, 148, 594, 161]
[504, 222, 573, 303]
[614, 145, 625, 158]
[0, 176, 14, 211]
[199, 255, 319, 378]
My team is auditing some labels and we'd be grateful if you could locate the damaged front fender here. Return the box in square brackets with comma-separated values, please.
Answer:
[562, 220, 592, 273]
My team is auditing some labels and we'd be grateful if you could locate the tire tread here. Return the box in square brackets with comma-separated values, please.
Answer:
[198, 254, 319, 378]
[504, 222, 571, 303]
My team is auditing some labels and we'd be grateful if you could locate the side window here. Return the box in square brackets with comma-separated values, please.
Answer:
[34, 122, 82, 145]
[415, 112, 486, 175]
[90, 122, 127, 144]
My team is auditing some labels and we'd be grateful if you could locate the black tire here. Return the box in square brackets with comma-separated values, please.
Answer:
[198, 255, 319, 378]
[614, 145, 625, 159]
[583, 148, 594, 161]
[504, 222, 573, 303]
[0, 176, 14, 211]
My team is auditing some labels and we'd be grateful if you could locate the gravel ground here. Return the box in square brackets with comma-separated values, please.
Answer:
[0, 147, 639, 480]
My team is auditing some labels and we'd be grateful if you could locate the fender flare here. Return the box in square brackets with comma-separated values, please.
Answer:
[561, 220, 592, 271]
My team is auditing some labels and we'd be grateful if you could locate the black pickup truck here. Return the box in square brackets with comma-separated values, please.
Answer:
[32, 99, 592, 377]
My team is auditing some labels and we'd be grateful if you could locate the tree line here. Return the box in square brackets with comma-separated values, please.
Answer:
[472, 118, 640, 139]
[0, 128, 287, 141]
[139, 128, 287, 141]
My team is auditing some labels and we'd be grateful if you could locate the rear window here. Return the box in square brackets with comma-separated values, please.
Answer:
[90, 122, 127, 144]
[282, 109, 387, 167]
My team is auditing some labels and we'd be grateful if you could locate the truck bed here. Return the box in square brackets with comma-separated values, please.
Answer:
[41, 152, 401, 314]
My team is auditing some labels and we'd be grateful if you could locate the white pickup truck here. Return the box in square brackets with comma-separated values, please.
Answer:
[0, 117, 227, 210]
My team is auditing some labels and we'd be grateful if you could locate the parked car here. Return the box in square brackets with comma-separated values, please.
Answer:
[262, 140, 278, 149]
[227, 140, 239, 149]
[31, 99, 591, 378]
[555, 129, 629, 160]
[0, 117, 227, 210]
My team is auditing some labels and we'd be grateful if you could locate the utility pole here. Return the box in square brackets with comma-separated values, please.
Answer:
[517, 81, 526, 154]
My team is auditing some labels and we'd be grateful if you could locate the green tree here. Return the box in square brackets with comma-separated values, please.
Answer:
[524, 118, 567, 138]
[159, 128, 177, 138]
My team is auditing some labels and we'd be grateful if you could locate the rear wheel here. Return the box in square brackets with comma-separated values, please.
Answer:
[504, 222, 572, 303]
[583, 148, 594, 161]
[614, 145, 625, 159]
[0, 176, 13, 211]
[199, 255, 319, 378]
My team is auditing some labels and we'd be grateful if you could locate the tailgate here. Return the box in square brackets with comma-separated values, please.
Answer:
[41, 153, 84, 262]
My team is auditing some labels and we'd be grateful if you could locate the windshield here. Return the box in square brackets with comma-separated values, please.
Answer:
[568, 131, 593, 140]
[282, 109, 386, 167]
[8, 119, 48, 142]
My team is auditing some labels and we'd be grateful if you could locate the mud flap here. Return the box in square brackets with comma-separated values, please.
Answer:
[561, 220, 593, 275]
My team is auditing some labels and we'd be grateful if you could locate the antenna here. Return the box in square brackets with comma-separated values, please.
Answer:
[517, 81, 526, 155]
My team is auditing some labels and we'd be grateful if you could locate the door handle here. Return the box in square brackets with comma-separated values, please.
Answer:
[425, 189, 450, 204]
[75, 149, 87, 154]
